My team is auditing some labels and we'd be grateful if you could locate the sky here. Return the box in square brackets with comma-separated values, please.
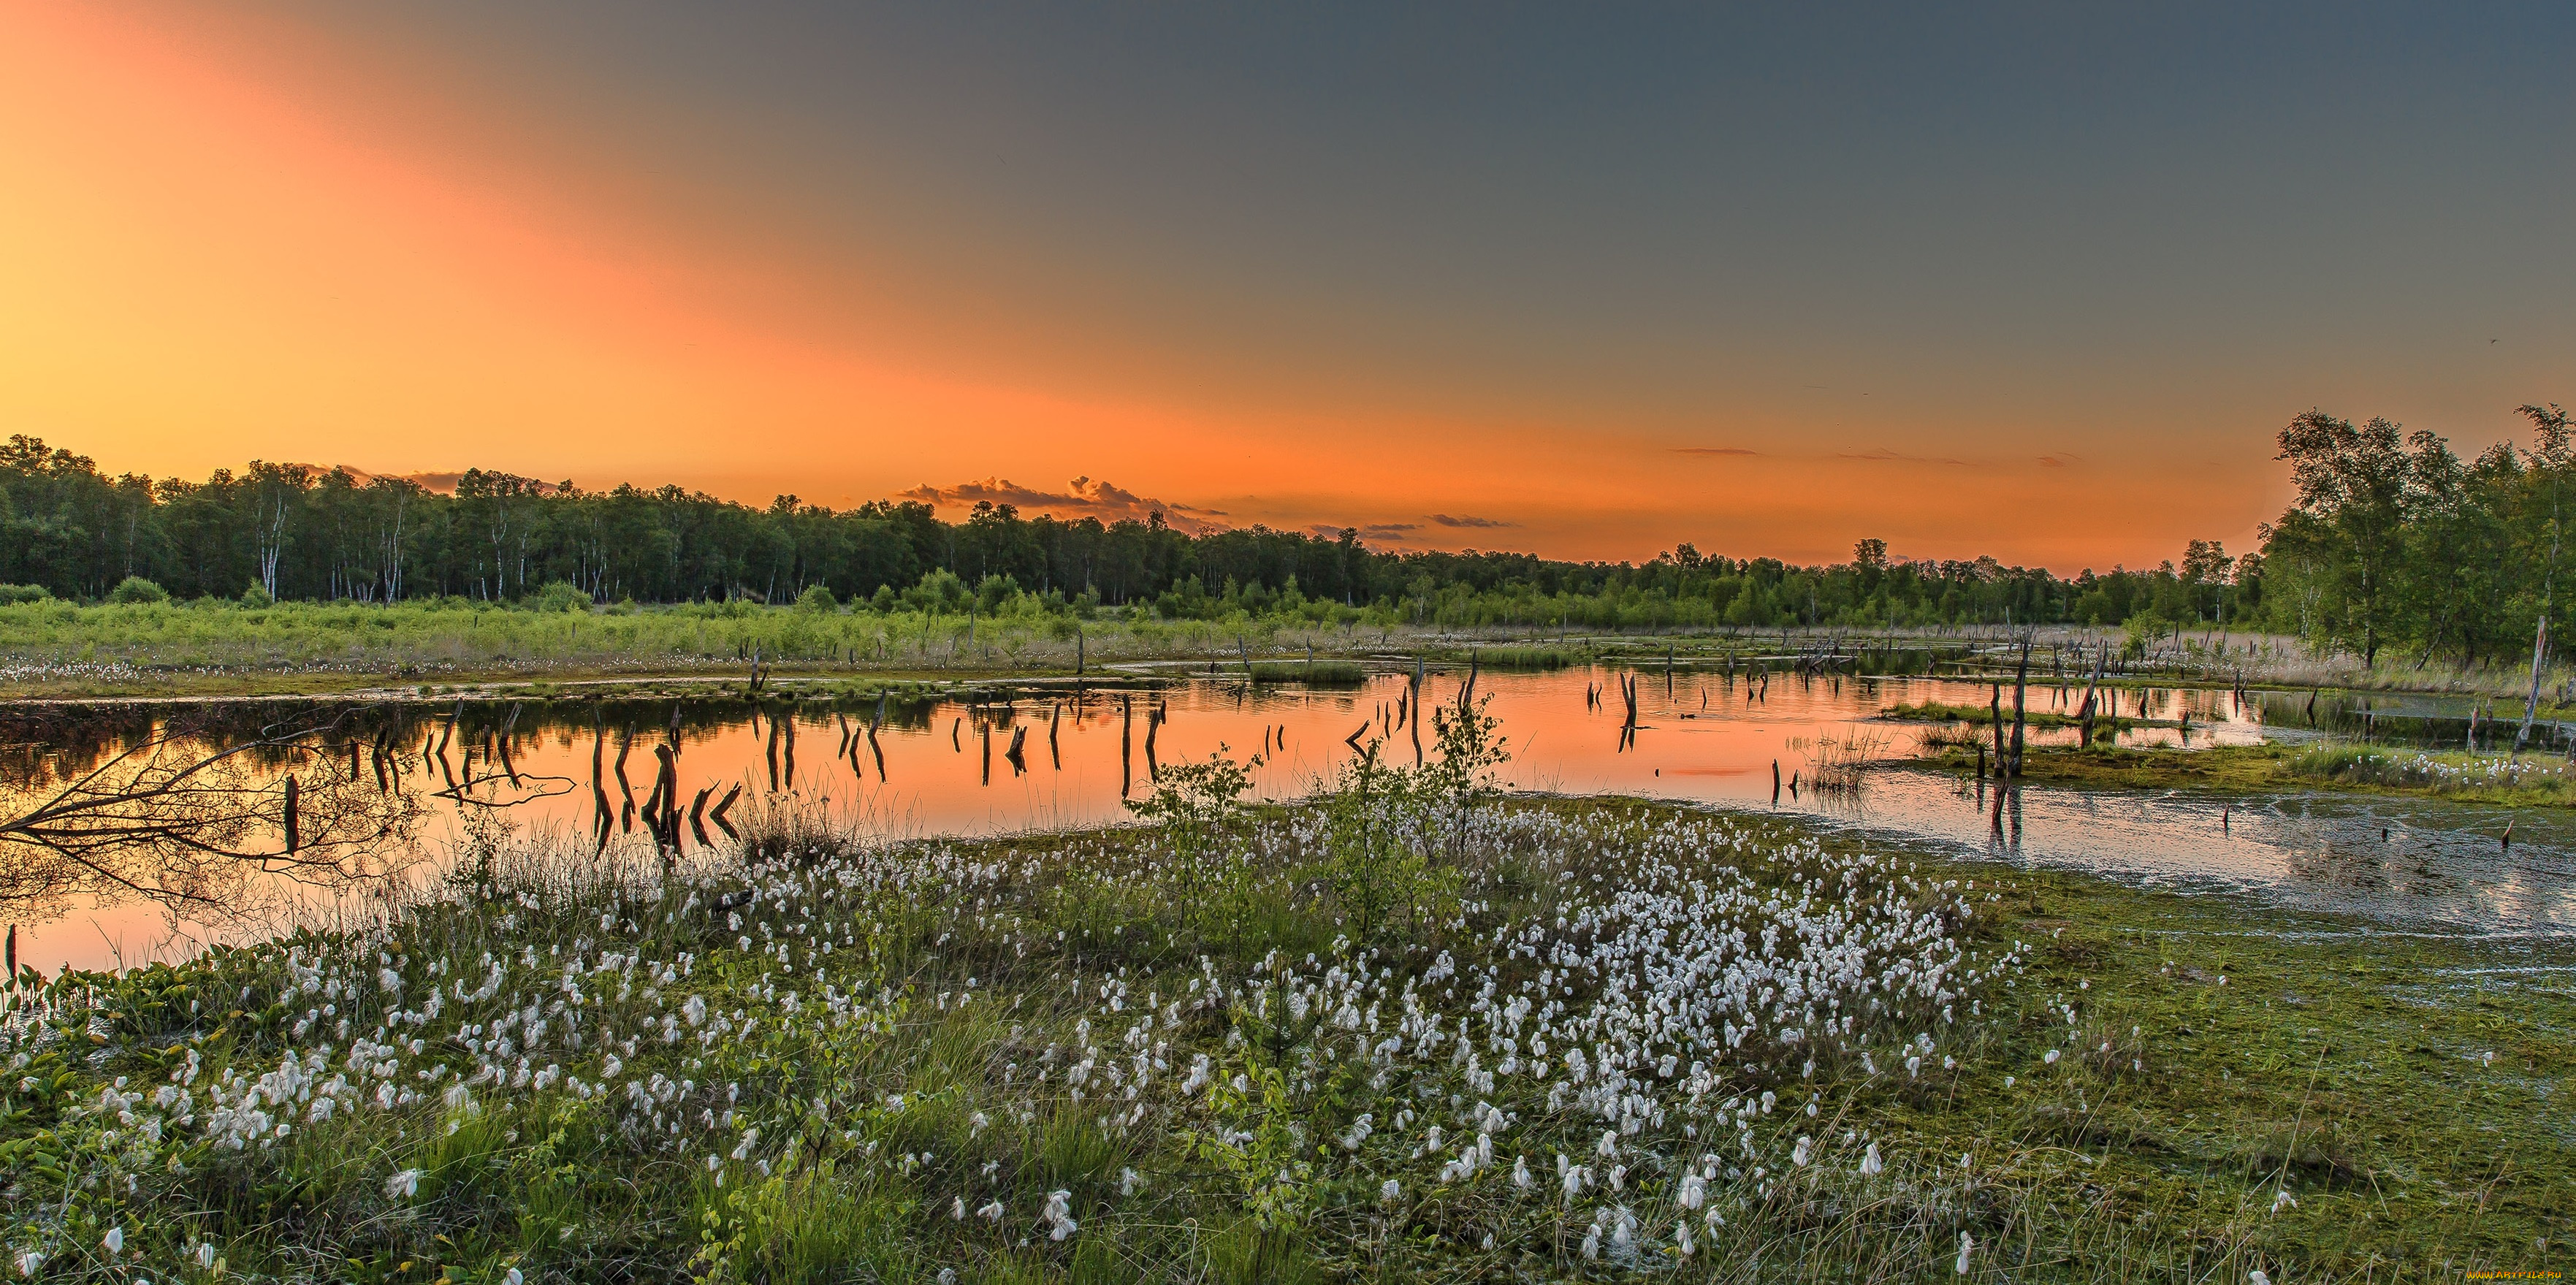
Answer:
[4, 2, 2572, 571]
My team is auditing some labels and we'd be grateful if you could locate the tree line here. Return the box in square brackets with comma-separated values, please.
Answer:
[0, 408, 2561, 666]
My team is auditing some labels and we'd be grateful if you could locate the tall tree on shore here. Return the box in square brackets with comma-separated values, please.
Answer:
[2268, 412, 2420, 669]
[2516, 403, 2572, 749]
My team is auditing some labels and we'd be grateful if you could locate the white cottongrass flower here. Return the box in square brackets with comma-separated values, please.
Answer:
[1513, 1155, 1533, 1189]
[951, 1196, 967, 1220]
[978, 1200, 1006, 1223]
[2271, 1188, 2298, 1213]
[196, 1243, 217, 1268]
[1791, 1135, 1814, 1167]
[1579, 1222, 1602, 1259]
[386, 1168, 422, 1199]
[2043, 1049, 2061, 1064]
[15, 1253, 38, 1278]
[1678, 1173, 1707, 1210]
[2249, 1272, 2271, 1285]
[1956, 1230, 1973, 1274]
[1381, 1178, 1402, 1204]
[937, 1271, 957, 1285]
[1859, 1143, 1883, 1176]
[1120, 1167, 1143, 1196]
[1675, 1219, 1696, 1257]
[1596, 1129, 1619, 1159]
[503, 1270, 522, 1285]
[102, 1227, 123, 1254]
[1041, 1189, 1078, 1240]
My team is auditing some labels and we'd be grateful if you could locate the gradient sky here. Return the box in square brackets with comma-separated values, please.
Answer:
[4, 2, 2572, 569]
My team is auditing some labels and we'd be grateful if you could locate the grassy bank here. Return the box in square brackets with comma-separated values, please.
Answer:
[1243, 660, 1367, 687]
[1933, 741, 2576, 809]
[2, 772, 2564, 1281]
[0, 600, 1457, 699]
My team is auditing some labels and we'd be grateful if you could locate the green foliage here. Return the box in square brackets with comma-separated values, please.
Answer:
[794, 583, 837, 612]
[105, 575, 167, 604]
[1313, 745, 1433, 941]
[527, 580, 588, 613]
[696, 1162, 910, 1284]
[0, 432, 2242, 633]
[237, 582, 273, 608]
[1420, 695, 1510, 859]
[0, 796, 2564, 1281]
[2122, 608, 2172, 657]
[1471, 644, 1579, 669]
[0, 584, 50, 605]
[1122, 750, 1254, 938]
[1245, 659, 1363, 685]
[2263, 405, 2570, 670]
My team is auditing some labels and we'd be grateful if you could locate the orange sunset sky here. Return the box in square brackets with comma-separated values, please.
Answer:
[4, 3, 2570, 569]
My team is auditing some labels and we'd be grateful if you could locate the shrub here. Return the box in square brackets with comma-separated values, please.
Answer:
[1246, 660, 1364, 685]
[107, 575, 168, 604]
[238, 583, 273, 608]
[0, 583, 53, 605]
[796, 584, 839, 612]
[529, 580, 589, 613]
[1474, 645, 1578, 670]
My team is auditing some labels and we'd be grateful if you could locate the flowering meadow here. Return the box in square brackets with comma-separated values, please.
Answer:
[2, 722, 2567, 1281]
[2290, 744, 2576, 801]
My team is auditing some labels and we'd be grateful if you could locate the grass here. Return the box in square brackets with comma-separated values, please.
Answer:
[0, 599, 1430, 699]
[1880, 700, 2189, 731]
[1466, 646, 1583, 671]
[1933, 741, 2576, 809]
[1, 781, 2565, 1283]
[1243, 660, 1366, 686]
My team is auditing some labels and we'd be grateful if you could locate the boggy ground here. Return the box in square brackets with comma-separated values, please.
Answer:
[1926, 742, 2576, 809]
[1, 785, 2565, 1283]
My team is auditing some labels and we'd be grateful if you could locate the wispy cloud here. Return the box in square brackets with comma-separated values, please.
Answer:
[1670, 446, 1759, 457]
[1312, 522, 1422, 542]
[1836, 447, 1970, 467]
[899, 476, 1222, 533]
[1430, 513, 1517, 529]
[2035, 452, 2081, 468]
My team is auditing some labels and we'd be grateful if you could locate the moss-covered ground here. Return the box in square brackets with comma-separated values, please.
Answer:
[3, 787, 2564, 1283]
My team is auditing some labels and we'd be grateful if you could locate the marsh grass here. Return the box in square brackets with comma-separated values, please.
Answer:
[1, 790, 2564, 1282]
[1243, 660, 1365, 686]
[1468, 646, 1583, 671]
[2288, 743, 2576, 801]
[0, 599, 1406, 698]
[1970, 741, 2576, 808]
[1786, 731, 1891, 794]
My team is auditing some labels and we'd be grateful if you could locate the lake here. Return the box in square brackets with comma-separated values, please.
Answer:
[7, 662, 2570, 974]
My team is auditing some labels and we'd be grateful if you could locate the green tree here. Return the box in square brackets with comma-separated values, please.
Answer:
[2267, 412, 2420, 668]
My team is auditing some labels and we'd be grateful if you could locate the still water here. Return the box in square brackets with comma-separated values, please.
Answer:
[9, 665, 2569, 974]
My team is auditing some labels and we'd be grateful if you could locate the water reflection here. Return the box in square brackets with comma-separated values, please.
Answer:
[7, 666, 2569, 972]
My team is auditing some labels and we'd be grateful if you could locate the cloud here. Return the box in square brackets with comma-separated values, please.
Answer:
[1670, 446, 1759, 457]
[1836, 447, 1970, 467]
[1430, 513, 1517, 528]
[898, 476, 1223, 533]
[1311, 522, 1421, 542]
[2036, 452, 2081, 468]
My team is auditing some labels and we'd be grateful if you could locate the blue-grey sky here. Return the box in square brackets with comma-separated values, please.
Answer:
[11, 1, 2572, 565]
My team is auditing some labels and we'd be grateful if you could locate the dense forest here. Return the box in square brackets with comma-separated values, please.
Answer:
[0, 405, 2566, 666]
